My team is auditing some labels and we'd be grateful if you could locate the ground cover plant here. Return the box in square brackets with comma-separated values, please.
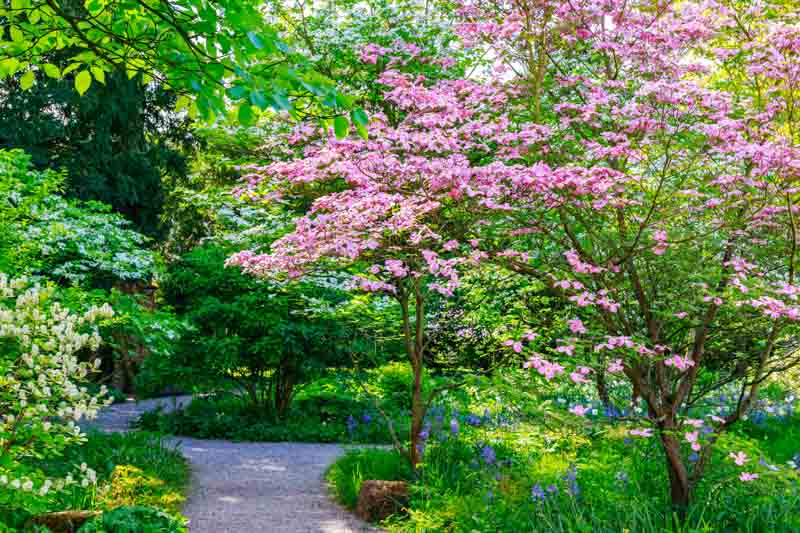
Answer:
[1, 431, 189, 531]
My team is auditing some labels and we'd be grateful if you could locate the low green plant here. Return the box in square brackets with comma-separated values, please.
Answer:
[77, 505, 187, 533]
[326, 448, 413, 510]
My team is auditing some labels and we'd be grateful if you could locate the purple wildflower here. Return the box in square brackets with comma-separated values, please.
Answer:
[481, 445, 497, 465]
[531, 483, 546, 501]
[450, 418, 460, 436]
[562, 465, 580, 497]
[346, 415, 357, 435]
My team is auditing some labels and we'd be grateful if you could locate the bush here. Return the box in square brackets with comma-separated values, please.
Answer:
[0, 275, 113, 516]
[326, 448, 413, 510]
[77, 506, 186, 533]
[155, 243, 356, 417]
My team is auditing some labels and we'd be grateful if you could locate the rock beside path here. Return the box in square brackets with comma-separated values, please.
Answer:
[356, 480, 409, 522]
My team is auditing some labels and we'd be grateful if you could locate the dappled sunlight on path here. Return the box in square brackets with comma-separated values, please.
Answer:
[91, 397, 380, 533]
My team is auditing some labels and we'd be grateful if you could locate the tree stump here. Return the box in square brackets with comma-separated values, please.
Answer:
[355, 480, 409, 522]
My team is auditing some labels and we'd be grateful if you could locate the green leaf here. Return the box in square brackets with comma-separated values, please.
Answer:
[175, 95, 191, 112]
[43, 63, 61, 79]
[250, 90, 268, 110]
[247, 31, 264, 49]
[350, 108, 369, 126]
[61, 63, 81, 76]
[75, 70, 92, 95]
[19, 70, 35, 90]
[90, 66, 105, 84]
[271, 93, 291, 112]
[333, 116, 349, 139]
[355, 121, 368, 141]
[238, 102, 255, 125]
[226, 85, 248, 100]
[0, 58, 20, 78]
[10, 26, 23, 43]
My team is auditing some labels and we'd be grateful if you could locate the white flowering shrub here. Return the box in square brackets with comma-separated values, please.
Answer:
[0, 274, 113, 512]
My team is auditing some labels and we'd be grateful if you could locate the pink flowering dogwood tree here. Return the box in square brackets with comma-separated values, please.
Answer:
[230, 0, 800, 513]
[457, 0, 800, 511]
[227, 64, 552, 465]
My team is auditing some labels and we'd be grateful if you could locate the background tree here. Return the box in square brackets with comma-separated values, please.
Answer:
[0, 69, 194, 234]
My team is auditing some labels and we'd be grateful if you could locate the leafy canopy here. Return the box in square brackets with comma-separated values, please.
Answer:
[0, 0, 362, 126]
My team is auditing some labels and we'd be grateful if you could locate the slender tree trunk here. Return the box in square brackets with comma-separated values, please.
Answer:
[595, 367, 611, 409]
[399, 281, 427, 469]
[661, 429, 691, 518]
[409, 359, 424, 466]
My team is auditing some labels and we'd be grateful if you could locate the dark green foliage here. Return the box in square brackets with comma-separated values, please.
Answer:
[77, 506, 186, 533]
[135, 393, 399, 444]
[0, 70, 194, 235]
[156, 243, 355, 416]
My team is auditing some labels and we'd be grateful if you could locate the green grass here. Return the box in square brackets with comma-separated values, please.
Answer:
[326, 448, 413, 510]
[1, 432, 190, 531]
[46, 431, 190, 515]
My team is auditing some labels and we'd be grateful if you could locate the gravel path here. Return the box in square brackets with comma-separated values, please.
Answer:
[91, 396, 379, 533]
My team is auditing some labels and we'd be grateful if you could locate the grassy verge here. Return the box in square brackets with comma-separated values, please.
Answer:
[2, 432, 190, 531]
[326, 448, 413, 510]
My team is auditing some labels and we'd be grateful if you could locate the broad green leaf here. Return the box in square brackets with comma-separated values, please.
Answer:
[175, 95, 191, 112]
[0, 58, 20, 77]
[227, 85, 248, 99]
[10, 26, 24, 43]
[355, 121, 368, 141]
[333, 115, 349, 139]
[90, 66, 105, 84]
[43, 63, 61, 79]
[271, 93, 291, 112]
[350, 108, 369, 126]
[250, 90, 268, 110]
[75, 70, 92, 95]
[247, 31, 264, 49]
[19, 69, 35, 90]
[62, 63, 81, 76]
[238, 102, 255, 125]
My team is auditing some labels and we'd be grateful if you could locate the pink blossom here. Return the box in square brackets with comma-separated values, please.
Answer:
[570, 405, 590, 417]
[568, 318, 587, 334]
[729, 452, 748, 466]
[664, 355, 695, 371]
[739, 472, 758, 482]
[629, 428, 653, 438]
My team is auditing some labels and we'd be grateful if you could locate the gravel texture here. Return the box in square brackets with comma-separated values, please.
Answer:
[91, 396, 380, 533]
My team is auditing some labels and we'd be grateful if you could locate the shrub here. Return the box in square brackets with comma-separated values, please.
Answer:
[0, 275, 113, 515]
[157, 243, 355, 417]
[135, 394, 399, 444]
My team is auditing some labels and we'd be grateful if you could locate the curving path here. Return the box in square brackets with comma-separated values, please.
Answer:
[91, 396, 380, 533]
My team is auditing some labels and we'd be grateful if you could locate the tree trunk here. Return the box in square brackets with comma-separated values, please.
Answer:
[661, 431, 691, 518]
[409, 360, 424, 467]
[595, 367, 611, 409]
[273, 364, 296, 418]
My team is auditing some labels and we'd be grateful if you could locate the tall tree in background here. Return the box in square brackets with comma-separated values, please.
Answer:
[0, 69, 193, 234]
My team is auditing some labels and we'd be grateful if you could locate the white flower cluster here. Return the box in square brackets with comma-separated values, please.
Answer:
[0, 273, 113, 499]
